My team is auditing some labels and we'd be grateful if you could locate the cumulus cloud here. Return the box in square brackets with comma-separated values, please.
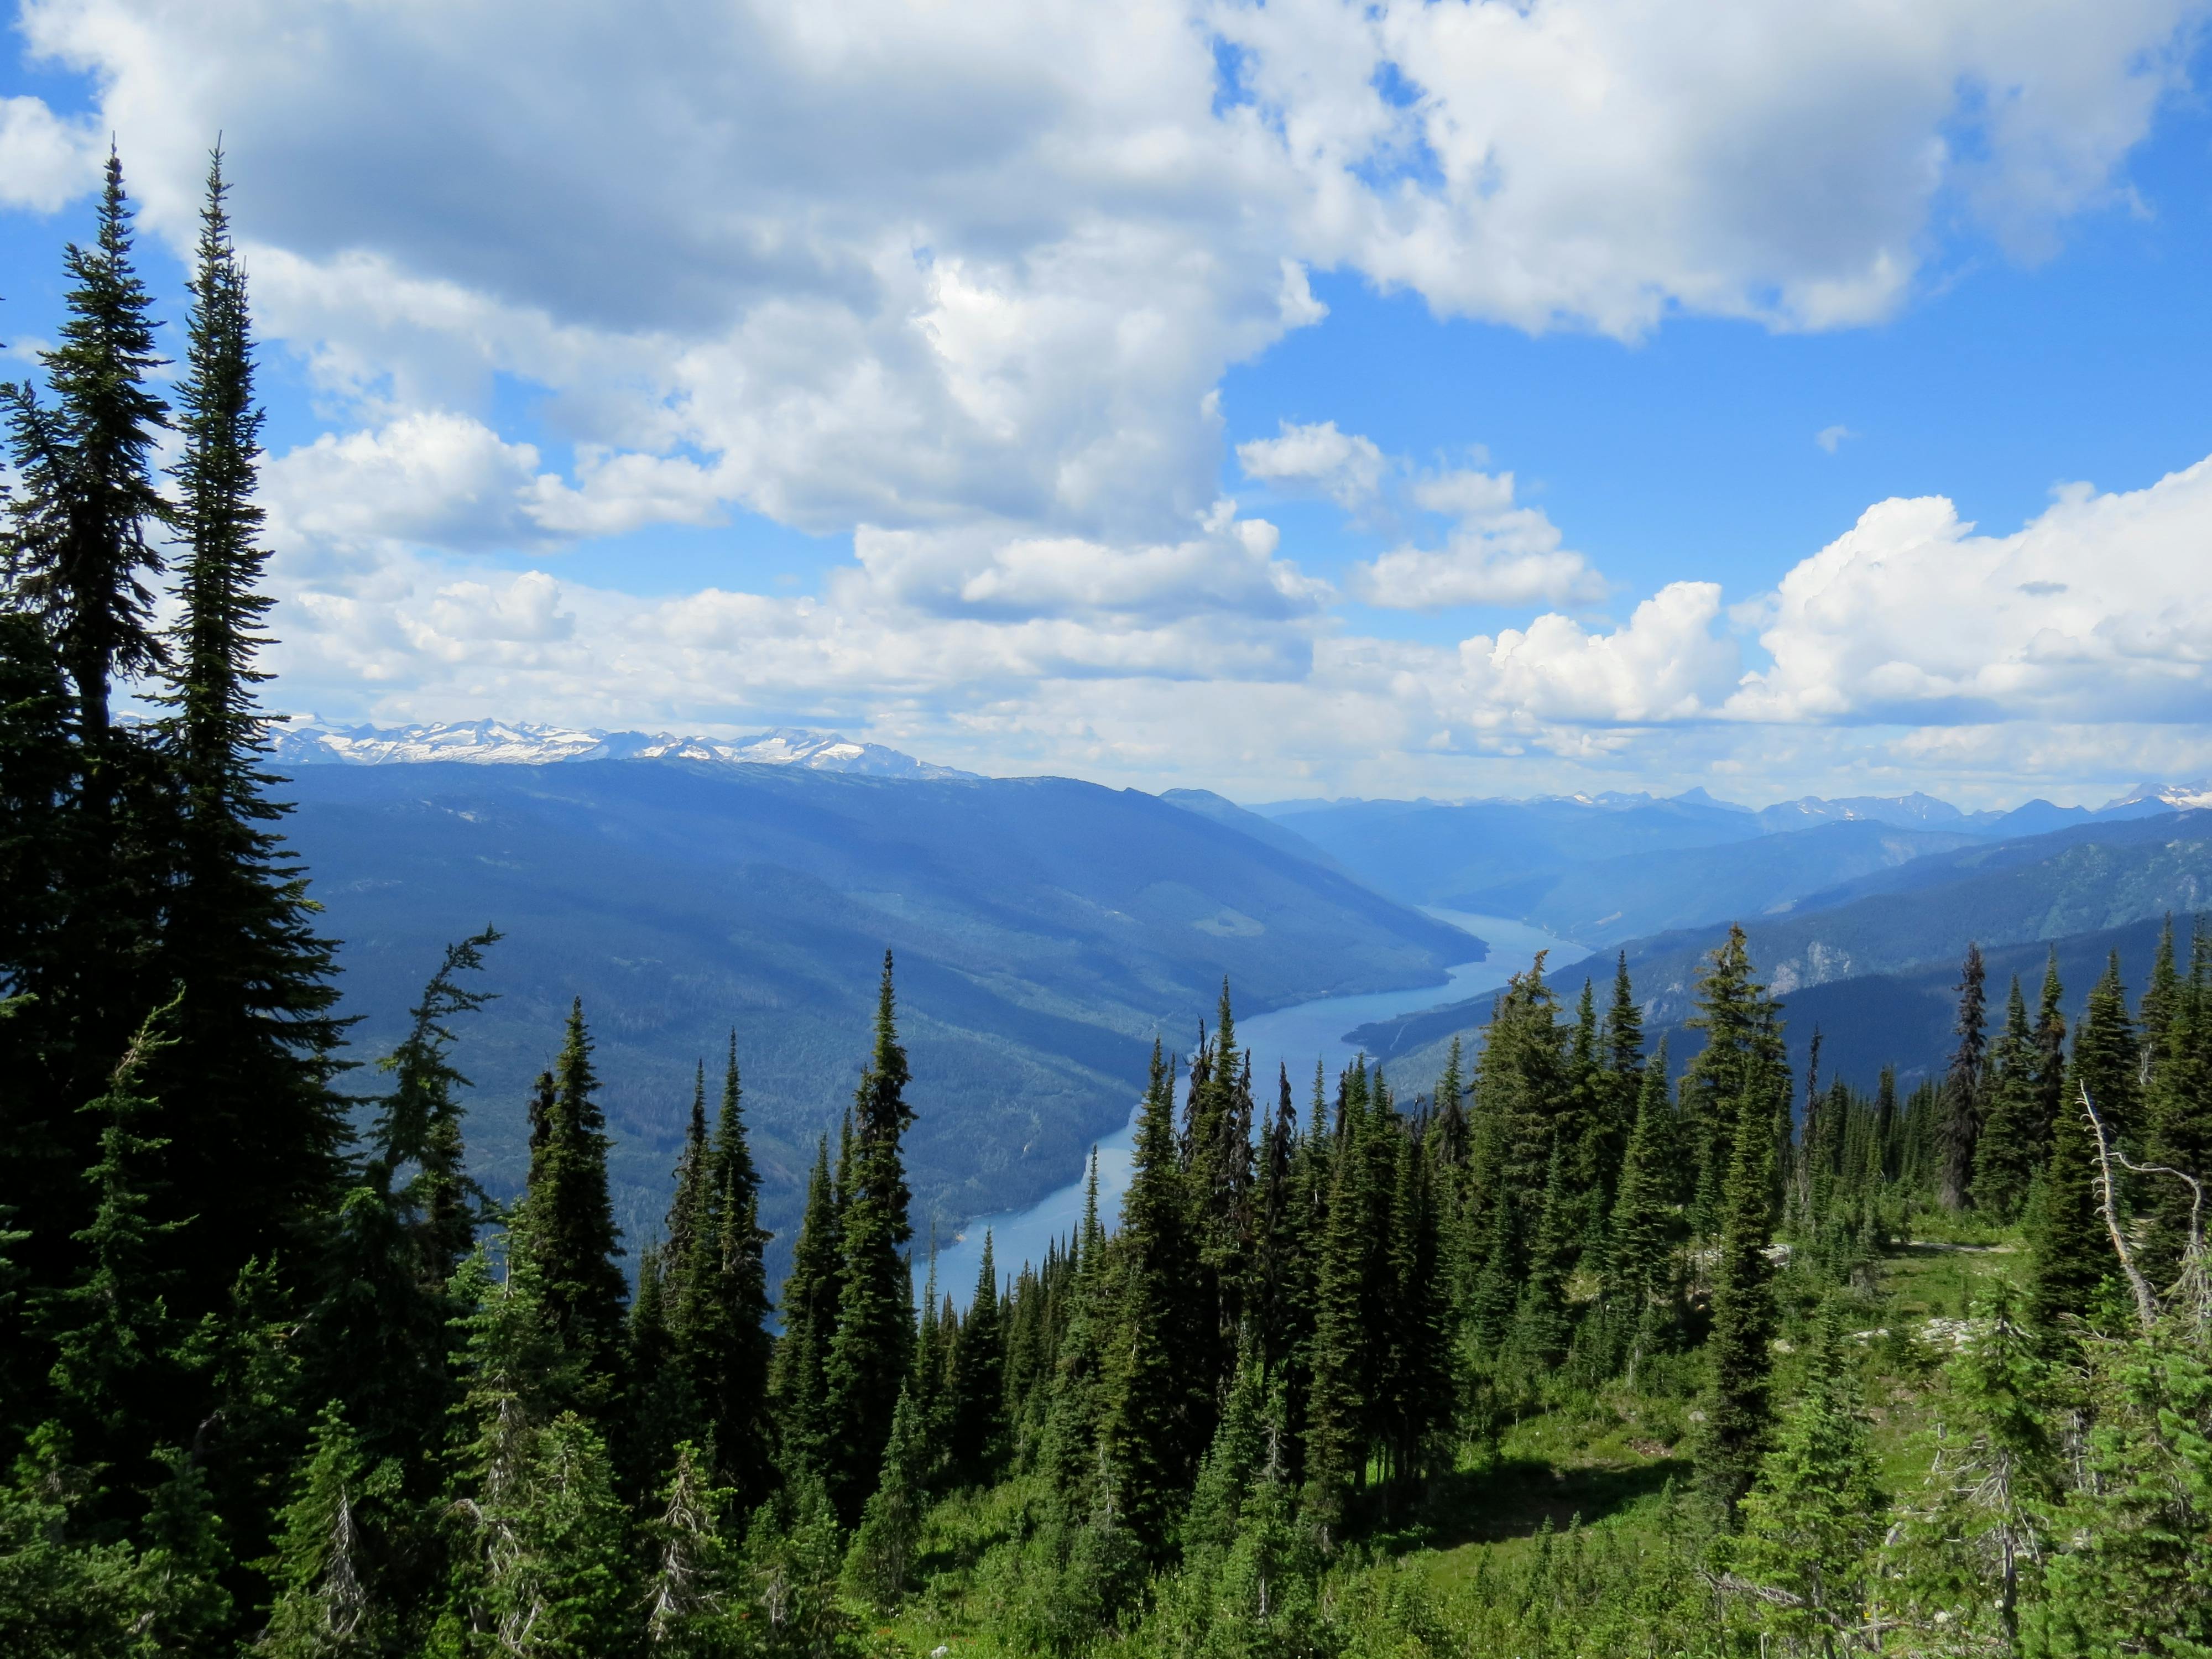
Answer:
[264, 412, 725, 556]
[8, 0, 2207, 796]
[1236, 420, 1386, 507]
[1352, 467, 1605, 608]
[1730, 462, 2212, 727]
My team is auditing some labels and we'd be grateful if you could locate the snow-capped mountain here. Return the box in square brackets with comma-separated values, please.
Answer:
[2103, 780, 2212, 812]
[268, 718, 978, 781]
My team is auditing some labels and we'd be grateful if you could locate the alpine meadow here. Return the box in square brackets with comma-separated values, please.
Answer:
[3, 153, 2212, 1659]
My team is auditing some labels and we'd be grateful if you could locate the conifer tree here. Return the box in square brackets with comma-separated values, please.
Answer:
[845, 1383, 927, 1608]
[1605, 1038, 1676, 1372]
[2072, 952, 2140, 1144]
[2032, 949, 2068, 1150]
[253, 1405, 380, 1657]
[769, 1137, 839, 1485]
[1681, 926, 1783, 1236]
[478, 1412, 634, 1659]
[1731, 1301, 1887, 1646]
[696, 1035, 773, 1503]
[41, 996, 188, 1515]
[2027, 1081, 2108, 1338]
[1937, 942, 1987, 1211]
[1508, 1134, 1574, 1374]
[1971, 977, 2045, 1220]
[2, 149, 177, 1300]
[641, 1442, 740, 1657]
[510, 1001, 627, 1415]
[1699, 1000, 1787, 1531]
[947, 1233, 1006, 1489]
[152, 149, 350, 1307]
[825, 952, 917, 1522]
[2144, 922, 2212, 1286]
[1102, 1040, 1203, 1552]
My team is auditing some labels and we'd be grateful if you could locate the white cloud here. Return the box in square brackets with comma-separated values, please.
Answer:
[7, 0, 2208, 799]
[0, 95, 102, 211]
[1816, 424, 1855, 453]
[1236, 419, 1386, 507]
[1730, 461, 2212, 726]
[1352, 467, 1605, 608]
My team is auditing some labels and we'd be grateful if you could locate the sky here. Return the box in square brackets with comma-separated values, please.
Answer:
[2, 1, 2210, 807]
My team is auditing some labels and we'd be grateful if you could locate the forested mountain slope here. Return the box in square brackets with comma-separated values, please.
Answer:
[284, 759, 1478, 1245]
[1621, 809, 2212, 1022]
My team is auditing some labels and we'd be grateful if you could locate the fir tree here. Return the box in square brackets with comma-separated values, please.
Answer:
[641, 1442, 740, 1657]
[844, 1383, 927, 1608]
[1102, 1040, 1202, 1553]
[1971, 976, 2045, 1220]
[768, 1137, 839, 1485]
[699, 1034, 772, 1503]
[2, 149, 178, 1306]
[1937, 941, 1986, 1212]
[1605, 1037, 1677, 1374]
[253, 1405, 380, 1657]
[1681, 926, 1783, 1236]
[152, 149, 350, 1308]
[510, 1001, 627, 1415]
[1692, 938, 1790, 1522]
[947, 1233, 1006, 1490]
[1730, 1301, 1887, 1647]
[40, 996, 188, 1516]
[823, 952, 916, 1523]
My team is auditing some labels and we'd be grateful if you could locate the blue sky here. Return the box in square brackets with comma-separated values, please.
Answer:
[1, 1, 2209, 805]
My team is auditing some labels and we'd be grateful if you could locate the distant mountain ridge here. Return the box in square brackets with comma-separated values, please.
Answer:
[270, 718, 977, 780]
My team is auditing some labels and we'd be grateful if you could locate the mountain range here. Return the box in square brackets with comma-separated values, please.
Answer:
[269, 718, 2212, 1242]
[280, 756, 1474, 1268]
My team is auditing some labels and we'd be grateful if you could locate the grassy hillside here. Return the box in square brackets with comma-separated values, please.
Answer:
[282, 759, 1477, 1253]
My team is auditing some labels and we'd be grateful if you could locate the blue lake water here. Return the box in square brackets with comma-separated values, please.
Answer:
[916, 911, 1587, 1309]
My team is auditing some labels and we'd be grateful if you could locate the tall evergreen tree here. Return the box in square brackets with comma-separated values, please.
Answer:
[2, 149, 177, 1301]
[690, 1035, 773, 1504]
[152, 149, 349, 1303]
[823, 952, 917, 1523]
[1971, 976, 2045, 1221]
[1681, 926, 1783, 1236]
[1688, 933, 1789, 1521]
[1102, 1040, 1203, 1554]
[510, 1001, 627, 1416]
[947, 1233, 1006, 1489]
[769, 1136, 840, 1485]
[1937, 942, 1987, 1211]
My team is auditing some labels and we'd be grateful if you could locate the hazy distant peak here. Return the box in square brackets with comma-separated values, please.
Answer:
[1755, 791, 1965, 831]
[2104, 780, 2212, 811]
[269, 718, 978, 780]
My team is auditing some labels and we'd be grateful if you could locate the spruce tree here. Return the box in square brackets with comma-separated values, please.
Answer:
[698, 1035, 772, 1503]
[824, 952, 917, 1523]
[2072, 952, 2140, 1144]
[1102, 1040, 1202, 1553]
[2027, 1073, 2109, 1338]
[152, 149, 349, 1307]
[1605, 1038, 1677, 1375]
[768, 1136, 840, 1485]
[1937, 942, 1986, 1212]
[1681, 926, 1782, 1236]
[1731, 1301, 1887, 1646]
[1699, 1026, 1787, 1531]
[253, 1405, 380, 1657]
[510, 1001, 627, 1415]
[2, 149, 177, 1302]
[1970, 977, 2044, 1220]
[947, 1232, 1006, 1489]
[844, 1383, 927, 1608]
[40, 996, 189, 1518]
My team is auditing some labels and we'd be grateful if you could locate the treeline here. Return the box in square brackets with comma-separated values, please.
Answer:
[4, 154, 2212, 1658]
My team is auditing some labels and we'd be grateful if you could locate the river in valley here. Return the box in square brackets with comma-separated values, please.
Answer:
[918, 910, 1585, 1308]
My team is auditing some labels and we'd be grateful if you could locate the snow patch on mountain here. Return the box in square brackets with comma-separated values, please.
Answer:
[269, 719, 978, 780]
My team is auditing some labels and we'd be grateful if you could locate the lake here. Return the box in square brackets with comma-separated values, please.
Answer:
[917, 910, 1587, 1308]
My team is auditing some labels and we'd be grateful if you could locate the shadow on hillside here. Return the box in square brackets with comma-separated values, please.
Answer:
[1403, 1453, 1693, 1550]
